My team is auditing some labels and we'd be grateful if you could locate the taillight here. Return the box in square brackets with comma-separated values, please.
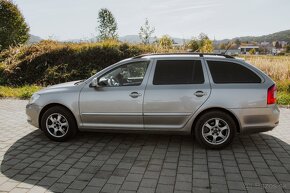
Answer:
[267, 84, 277, 104]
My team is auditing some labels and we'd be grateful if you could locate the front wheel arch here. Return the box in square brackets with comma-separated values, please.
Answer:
[39, 103, 78, 131]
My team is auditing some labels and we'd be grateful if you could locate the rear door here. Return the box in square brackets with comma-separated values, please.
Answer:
[143, 58, 211, 130]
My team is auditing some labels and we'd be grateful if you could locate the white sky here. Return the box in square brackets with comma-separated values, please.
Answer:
[13, 0, 290, 41]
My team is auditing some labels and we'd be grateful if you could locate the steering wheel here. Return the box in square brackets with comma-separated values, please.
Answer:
[108, 76, 120, 86]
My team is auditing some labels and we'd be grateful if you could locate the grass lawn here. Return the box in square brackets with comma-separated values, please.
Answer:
[0, 85, 42, 99]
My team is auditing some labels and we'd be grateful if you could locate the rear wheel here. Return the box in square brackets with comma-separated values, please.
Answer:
[41, 106, 77, 142]
[194, 111, 236, 149]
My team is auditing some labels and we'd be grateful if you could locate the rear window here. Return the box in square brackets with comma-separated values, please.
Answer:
[153, 60, 204, 85]
[207, 61, 261, 83]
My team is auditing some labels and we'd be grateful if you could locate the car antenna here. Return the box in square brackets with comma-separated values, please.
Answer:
[223, 42, 233, 55]
[193, 48, 200, 53]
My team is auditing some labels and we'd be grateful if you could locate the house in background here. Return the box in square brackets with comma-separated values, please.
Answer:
[271, 41, 287, 54]
[239, 45, 259, 54]
[260, 41, 270, 46]
[213, 49, 240, 56]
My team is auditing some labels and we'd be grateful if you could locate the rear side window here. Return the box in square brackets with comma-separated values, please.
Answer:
[207, 61, 261, 83]
[153, 60, 204, 85]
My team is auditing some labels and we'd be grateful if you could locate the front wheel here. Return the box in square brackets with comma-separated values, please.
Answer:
[194, 111, 236, 149]
[40, 106, 77, 142]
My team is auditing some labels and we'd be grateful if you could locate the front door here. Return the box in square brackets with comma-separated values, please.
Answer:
[79, 61, 151, 130]
[143, 58, 211, 130]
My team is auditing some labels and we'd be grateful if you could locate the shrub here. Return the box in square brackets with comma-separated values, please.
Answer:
[277, 92, 290, 105]
[277, 80, 290, 93]
[157, 35, 173, 49]
[0, 40, 153, 86]
[0, 62, 6, 84]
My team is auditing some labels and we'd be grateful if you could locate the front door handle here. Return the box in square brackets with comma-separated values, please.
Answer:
[129, 92, 142, 98]
[194, 91, 207, 97]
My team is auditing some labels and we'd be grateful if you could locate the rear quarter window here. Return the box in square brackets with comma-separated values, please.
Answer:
[207, 60, 261, 83]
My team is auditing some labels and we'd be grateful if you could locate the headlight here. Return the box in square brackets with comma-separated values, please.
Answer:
[29, 93, 40, 104]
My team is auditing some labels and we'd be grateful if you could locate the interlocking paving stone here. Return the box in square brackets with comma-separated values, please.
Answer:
[156, 184, 174, 193]
[137, 187, 155, 193]
[140, 178, 157, 188]
[88, 178, 106, 187]
[1, 99, 290, 192]
[82, 186, 101, 193]
[107, 176, 125, 185]
[121, 181, 139, 191]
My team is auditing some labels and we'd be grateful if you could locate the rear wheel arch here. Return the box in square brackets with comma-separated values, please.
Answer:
[191, 107, 241, 134]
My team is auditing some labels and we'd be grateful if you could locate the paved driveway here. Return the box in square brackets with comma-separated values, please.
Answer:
[0, 99, 290, 193]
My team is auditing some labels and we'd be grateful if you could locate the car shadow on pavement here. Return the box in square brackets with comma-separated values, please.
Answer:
[1, 130, 290, 193]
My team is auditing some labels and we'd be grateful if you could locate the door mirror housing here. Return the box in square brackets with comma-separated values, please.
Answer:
[90, 77, 107, 87]
[90, 77, 100, 88]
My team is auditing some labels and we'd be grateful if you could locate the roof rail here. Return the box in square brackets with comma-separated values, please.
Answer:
[132, 52, 235, 59]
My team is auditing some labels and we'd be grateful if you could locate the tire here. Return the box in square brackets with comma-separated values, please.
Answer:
[194, 111, 236, 149]
[40, 106, 78, 142]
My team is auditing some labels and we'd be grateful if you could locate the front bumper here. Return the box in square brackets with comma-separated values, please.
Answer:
[26, 103, 42, 128]
[231, 104, 280, 134]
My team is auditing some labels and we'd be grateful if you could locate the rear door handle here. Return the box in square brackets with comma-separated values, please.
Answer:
[129, 92, 142, 98]
[194, 91, 207, 97]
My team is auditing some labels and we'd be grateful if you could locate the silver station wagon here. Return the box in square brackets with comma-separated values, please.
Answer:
[26, 53, 280, 149]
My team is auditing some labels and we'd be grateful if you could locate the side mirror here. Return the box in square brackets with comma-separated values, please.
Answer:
[90, 77, 100, 88]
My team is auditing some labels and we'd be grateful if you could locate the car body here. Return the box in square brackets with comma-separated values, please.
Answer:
[26, 53, 280, 148]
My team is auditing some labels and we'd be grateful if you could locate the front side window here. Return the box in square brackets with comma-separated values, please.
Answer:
[153, 60, 204, 85]
[99, 61, 149, 87]
[207, 60, 261, 83]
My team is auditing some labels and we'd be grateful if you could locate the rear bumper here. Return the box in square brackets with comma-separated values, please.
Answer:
[26, 103, 42, 128]
[231, 105, 280, 134]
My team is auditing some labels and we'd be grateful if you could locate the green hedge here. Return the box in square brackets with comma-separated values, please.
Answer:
[276, 80, 290, 105]
[0, 40, 153, 86]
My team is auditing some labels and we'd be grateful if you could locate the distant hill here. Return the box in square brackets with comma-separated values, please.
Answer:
[119, 35, 143, 43]
[121, 30, 290, 44]
[216, 29, 290, 44]
[62, 35, 187, 44]
[28, 34, 42, 44]
[119, 35, 187, 44]
[31, 29, 290, 45]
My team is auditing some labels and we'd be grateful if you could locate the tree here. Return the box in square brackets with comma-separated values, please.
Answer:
[186, 38, 199, 52]
[200, 39, 214, 53]
[234, 39, 241, 46]
[139, 18, 155, 44]
[158, 35, 173, 49]
[249, 48, 256, 55]
[197, 33, 213, 53]
[97, 8, 118, 41]
[275, 41, 282, 49]
[286, 44, 290, 53]
[219, 43, 229, 50]
[0, 0, 29, 51]
[198, 33, 209, 50]
[198, 33, 209, 41]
